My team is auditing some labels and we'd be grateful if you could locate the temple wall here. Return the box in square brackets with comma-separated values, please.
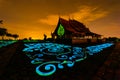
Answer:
[72, 39, 88, 44]
[91, 39, 97, 43]
[72, 38, 104, 44]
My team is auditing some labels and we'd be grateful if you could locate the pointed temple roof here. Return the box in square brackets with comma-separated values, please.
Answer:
[53, 18, 101, 36]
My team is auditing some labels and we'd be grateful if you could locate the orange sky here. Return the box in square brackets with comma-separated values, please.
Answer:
[0, 0, 120, 39]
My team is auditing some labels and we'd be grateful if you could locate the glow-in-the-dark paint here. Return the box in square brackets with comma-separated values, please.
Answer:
[86, 43, 114, 55]
[36, 63, 56, 76]
[58, 63, 64, 69]
[67, 61, 75, 67]
[22, 42, 113, 76]
[0, 40, 16, 48]
[57, 24, 65, 37]
[57, 55, 68, 60]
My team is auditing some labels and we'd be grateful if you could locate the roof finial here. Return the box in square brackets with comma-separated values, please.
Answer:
[68, 15, 71, 20]
[58, 12, 61, 19]
[71, 15, 74, 20]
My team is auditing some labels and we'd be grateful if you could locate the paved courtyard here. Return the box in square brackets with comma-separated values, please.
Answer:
[0, 41, 119, 80]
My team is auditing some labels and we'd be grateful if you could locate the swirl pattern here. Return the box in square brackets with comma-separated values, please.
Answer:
[22, 42, 113, 76]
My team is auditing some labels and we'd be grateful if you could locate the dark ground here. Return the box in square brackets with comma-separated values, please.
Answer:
[0, 41, 120, 80]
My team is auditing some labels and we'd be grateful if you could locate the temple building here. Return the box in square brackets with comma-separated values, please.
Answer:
[52, 18, 102, 44]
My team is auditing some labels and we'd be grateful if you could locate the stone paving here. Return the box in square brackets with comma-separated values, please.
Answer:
[0, 41, 22, 76]
[0, 42, 120, 80]
[92, 42, 120, 80]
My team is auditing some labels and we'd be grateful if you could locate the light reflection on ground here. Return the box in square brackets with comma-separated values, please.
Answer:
[22, 42, 113, 76]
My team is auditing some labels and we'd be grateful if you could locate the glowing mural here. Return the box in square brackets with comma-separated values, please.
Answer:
[57, 24, 65, 37]
[22, 42, 113, 76]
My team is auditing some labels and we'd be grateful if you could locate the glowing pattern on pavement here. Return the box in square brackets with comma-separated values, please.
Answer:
[22, 42, 113, 76]
[0, 40, 16, 48]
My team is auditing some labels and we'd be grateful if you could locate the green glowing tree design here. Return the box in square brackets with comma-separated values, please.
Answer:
[57, 24, 65, 37]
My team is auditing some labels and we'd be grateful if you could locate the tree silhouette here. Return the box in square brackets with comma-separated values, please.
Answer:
[6, 32, 12, 39]
[0, 20, 19, 40]
[0, 27, 7, 40]
[0, 20, 7, 40]
[12, 34, 19, 40]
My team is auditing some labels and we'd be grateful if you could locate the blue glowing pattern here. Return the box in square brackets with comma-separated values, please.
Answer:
[0, 40, 16, 48]
[86, 43, 114, 55]
[22, 42, 113, 76]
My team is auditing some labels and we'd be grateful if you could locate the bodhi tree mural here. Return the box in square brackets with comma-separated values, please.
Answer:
[57, 24, 65, 38]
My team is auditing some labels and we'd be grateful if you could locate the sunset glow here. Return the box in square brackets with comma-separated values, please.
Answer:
[0, 0, 120, 39]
